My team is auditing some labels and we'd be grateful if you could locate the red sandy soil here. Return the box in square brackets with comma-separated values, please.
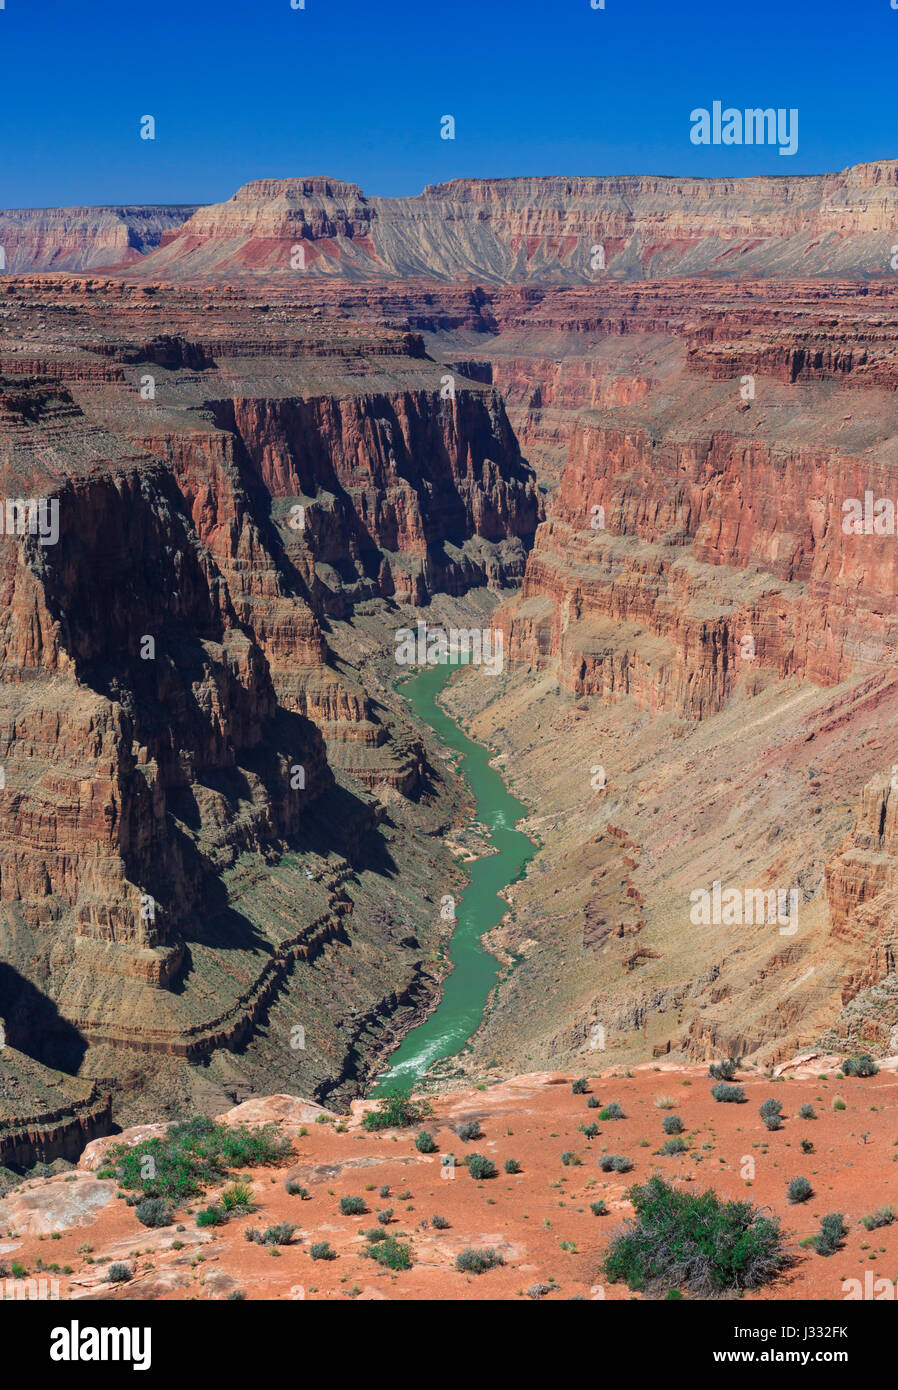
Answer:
[3, 1059, 897, 1302]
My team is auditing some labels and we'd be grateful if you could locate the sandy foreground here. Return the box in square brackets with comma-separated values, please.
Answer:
[2, 1057, 896, 1302]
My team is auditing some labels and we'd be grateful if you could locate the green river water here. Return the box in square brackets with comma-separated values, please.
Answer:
[372, 662, 536, 1093]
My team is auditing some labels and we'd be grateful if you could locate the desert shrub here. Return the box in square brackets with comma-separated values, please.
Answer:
[467, 1153, 497, 1180]
[227, 1289, 247, 1301]
[339, 1196, 367, 1216]
[759, 1098, 782, 1121]
[603, 1175, 788, 1296]
[95, 1167, 116, 1180]
[108, 1263, 132, 1284]
[813, 1213, 846, 1256]
[285, 1180, 309, 1197]
[861, 1206, 895, 1231]
[366, 1235, 413, 1270]
[309, 1241, 335, 1261]
[379, 1185, 390, 1199]
[561, 1151, 582, 1167]
[581, 1123, 600, 1141]
[262, 1223, 296, 1246]
[106, 1116, 291, 1204]
[431, 1214, 450, 1229]
[708, 1057, 741, 1082]
[842, 1054, 878, 1078]
[598, 1154, 632, 1173]
[798, 1104, 816, 1120]
[455, 1119, 482, 1143]
[800, 1139, 814, 1154]
[365, 1227, 387, 1243]
[571, 1077, 589, 1094]
[362, 1085, 433, 1132]
[587, 1096, 601, 1110]
[135, 1198, 172, 1229]
[196, 1204, 227, 1227]
[590, 1200, 608, 1216]
[504, 1158, 521, 1174]
[654, 1096, 675, 1110]
[376, 1208, 393, 1226]
[455, 1247, 504, 1274]
[833, 1096, 847, 1111]
[787, 1177, 813, 1204]
[598, 1102, 625, 1120]
[659, 1138, 687, 1156]
[711, 1083, 745, 1104]
[662, 1115, 684, 1135]
[414, 1131, 437, 1153]
[220, 1182, 255, 1214]
[527, 1282, 552, 1299]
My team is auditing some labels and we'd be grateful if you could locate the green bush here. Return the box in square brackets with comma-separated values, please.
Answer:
[455, 1119, 482, 1142]
[309, 1241, 335, 1261]
[339, 1196, 367, 1216]
[108, 1263, 132, 1284]
[604, 1175, 788, 1296]
[759, 1098, 782, 1121]
[414, 1131, 437, 1153]
[261, 1223, 296, 1246]
[196, 1204, 227, 1227]
[366, 1236, 413, 1270]
[455, 1247, 504, 1274]
[661, 1115, 683, 1136]
[598, 1154, 632, 1173]
[362, 1085, 433, 1132]
[598, 1102, 625, 1120]
[561, 1151, 582, 1166]
[708, 1057, 741, 1081]
[135, 1198, 172, 1229]
[504, 1158, 521, 1174]
[571, 1077, 589, 1094]
[861, 1206, 895, 1231]
[431, 1214, 450, 1229]
[797, 1104, 816, 1120]
[220, 1182, 255, 1214]
[106, 1116, 292, 1204]
[787, 1177, 813, 1204]
[800, 1139, 814, 1154]
[658, 1138, 687, 1156]
[285, 1180, 309, 1197]
[581, 1123, 600, 1140]
[842, 1054, 878, 1078]
[364, 1227, 387, 1243]
[590, 1200, 608, 1216]
[376, 1208, 393, 1226]
[467, 1153, 497, 1180]
[587, 1097, 601, 1110]
[711, 1083, 745, 1104]
[812, 1213, 846, 1256]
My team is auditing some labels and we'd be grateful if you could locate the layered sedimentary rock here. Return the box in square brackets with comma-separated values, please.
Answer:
[108, 164, 898, 283]
[0, 206, 197, 273]
[496, 279, 898, 719]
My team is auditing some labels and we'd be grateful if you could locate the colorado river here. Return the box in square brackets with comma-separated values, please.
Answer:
[372, 661, 536, 1092]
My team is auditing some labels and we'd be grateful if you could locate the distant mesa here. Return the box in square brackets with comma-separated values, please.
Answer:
[4, 160, 898, 281]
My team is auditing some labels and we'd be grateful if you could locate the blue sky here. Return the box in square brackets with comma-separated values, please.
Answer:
[0, 0, 895, 207]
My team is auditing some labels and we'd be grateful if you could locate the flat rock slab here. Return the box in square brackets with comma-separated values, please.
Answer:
[218, 1095, 336, 1130]
[0, 1174, 115, 1234]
